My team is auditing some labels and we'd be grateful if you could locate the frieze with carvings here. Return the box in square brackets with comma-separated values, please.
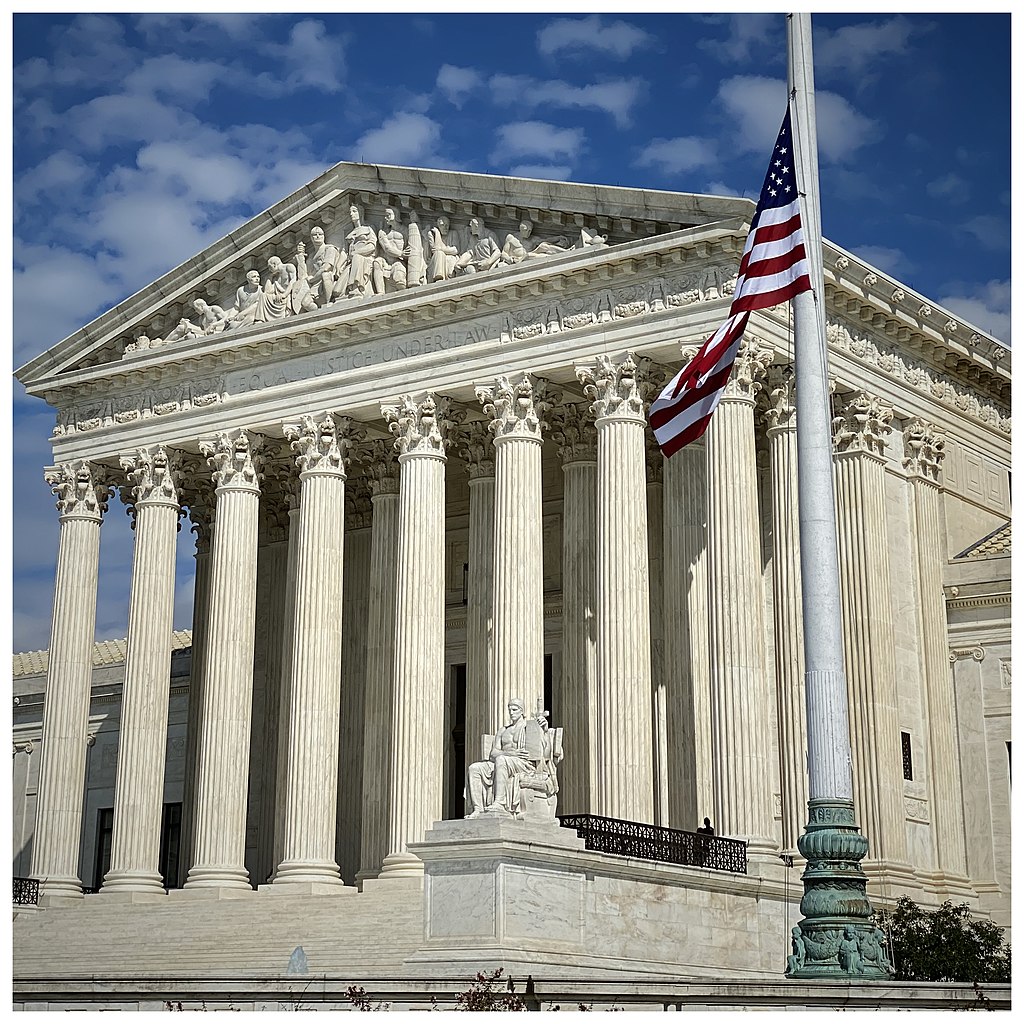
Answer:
[826, 317, 1010, 436]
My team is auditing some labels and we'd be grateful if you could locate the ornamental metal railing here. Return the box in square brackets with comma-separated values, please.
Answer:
[13, 877, 39, 905]
[558, 814, 747, 873]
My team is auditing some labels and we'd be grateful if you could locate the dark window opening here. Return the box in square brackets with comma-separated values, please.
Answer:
[159, 802, 182, 889]
[447, 664, 467, 820]
[93, 807, 114, 891]
[901, 731, 913, 781]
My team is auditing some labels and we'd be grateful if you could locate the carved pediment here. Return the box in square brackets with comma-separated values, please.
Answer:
[15, 162, 750, 388]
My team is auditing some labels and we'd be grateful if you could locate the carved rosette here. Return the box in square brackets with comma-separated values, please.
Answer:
[577, 352, 658, 422]
[45, 461, 111, 521]
[475, 372, 556, 442]
[382, 394, 461, 460]
[902, 417, 945, 483]
[722, 340, 773, 403]
[363, 439, 401, 496]
[200, 429, 265, 493]
[549, 403, 598, 464]
[763, 366, 797, 434]
[457, 419, 496, 479]
[832, 391, 894, 458]
[284, 413, 360, 479]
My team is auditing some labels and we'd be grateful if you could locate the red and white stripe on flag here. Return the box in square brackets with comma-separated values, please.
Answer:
[648, 106, 812, 457]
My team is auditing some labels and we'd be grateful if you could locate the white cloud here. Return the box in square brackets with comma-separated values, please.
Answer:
[15, 152, 96, 207]
[634, 136, 717, 176]
[814, 16, 925, 82]
[489, 74, 645, 129]
[926, 173, 969, 203]
[716, 76, 878, 164]
[350, 112, 443, 166]
[939, 281, 1010, 343]
[275, 19, 347, 93]
[961, 215, 1010, 252]
[849, 245, 914, 281]
[122, 55, 233, 102]
[491, 121, 585, 165]
[436, 64, 483, 109]
[536, 16, 655, 61]
[698, 14, 778, 64]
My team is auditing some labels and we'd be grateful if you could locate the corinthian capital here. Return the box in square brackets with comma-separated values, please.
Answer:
[832, 391, 894, 458]
[576, 352, 658, 421]
[200, 429, 265, 492]
[119, 445, 183, 509]
[764, 366, 796, 432]
[902, 417, 946, 483]
[475, 372, 558, 441]
[45, 460, 111, 520]
[457, 419, 496, 479]
[722, 340, 773, 401]
[549, 403, 598, 464]
[363, 439, 400, 495]
[382, 394, 461, 458]
[283, 413, 361, 477]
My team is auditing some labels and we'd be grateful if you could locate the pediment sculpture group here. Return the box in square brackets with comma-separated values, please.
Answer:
[126, 202, 610, 354]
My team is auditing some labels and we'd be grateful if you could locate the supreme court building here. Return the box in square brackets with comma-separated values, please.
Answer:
[12, 162, 1011, 1008]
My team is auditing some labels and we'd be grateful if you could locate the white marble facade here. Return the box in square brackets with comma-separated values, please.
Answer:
[12, 163, 1011, 929]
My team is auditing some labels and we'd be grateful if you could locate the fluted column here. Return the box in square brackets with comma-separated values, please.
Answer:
[903, 418, 970, 890]
[379, 395, 458, 876]
[765, 367, 808, 855]
[185, 429, 264, 890]
[646, 434, 668, 825]
[663, 432, 710, 829]
[476, 373, 554, 727]
[458, 421, 496, 760]
[100, 447, 182, 895]
[577, 353, 656, 822]
[273, 414, 356, 887]
[550, 404, 598, 814]
[705, 340, 776, 855]
[337, 478, 372, 885]
[832, 391, 909, 874]
[31, 461, 110, 900]
[179, 463, 216, 886]
[357, 442, 401, 882]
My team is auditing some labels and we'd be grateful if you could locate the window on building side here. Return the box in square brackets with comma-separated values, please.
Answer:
[901, 732, 913, 781]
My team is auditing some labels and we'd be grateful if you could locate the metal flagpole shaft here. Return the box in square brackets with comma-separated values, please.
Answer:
[784, 12, 892, 980]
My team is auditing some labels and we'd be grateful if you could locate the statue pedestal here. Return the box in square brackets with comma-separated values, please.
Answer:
[404, 817, 588, 973]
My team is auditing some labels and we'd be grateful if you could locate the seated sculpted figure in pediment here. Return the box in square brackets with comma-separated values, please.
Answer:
[465, 698, 564, 823]
[500, 219, 572, 265]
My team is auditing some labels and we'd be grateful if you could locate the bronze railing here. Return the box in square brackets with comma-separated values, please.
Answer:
[13, 877, 39, 905]
[559, 814, 747, 873]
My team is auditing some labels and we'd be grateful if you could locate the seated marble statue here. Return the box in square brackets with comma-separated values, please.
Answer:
[225, 269, 263, 329]
[296, 226, 343, 307]
[191, 298, 230, 335]
[341, 203, 378, 298]
[253, 256, 301, 322]
[465, 698, 563, 821]
[426, 215, 460, 282]
[454, 216, 501, 275]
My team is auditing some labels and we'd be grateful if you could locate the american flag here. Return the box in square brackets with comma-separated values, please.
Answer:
[648, 107, 812, 456]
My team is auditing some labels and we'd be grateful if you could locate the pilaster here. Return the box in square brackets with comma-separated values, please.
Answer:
[31, 461, 111, 901]
[576, 353, 656, 822]
[103, 445, 183, 896]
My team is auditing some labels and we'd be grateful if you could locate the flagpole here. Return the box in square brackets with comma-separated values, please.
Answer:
[785, 12, 893, 979]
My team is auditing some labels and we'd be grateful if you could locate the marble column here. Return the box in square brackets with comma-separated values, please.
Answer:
[379, 394, 457, 876]
[357, 442, 401, 883]
[185, 429, 264, 890]
[101, 447, 182, 895]
[458, 421, 496, 760]
[550, 404, 598, 815]
[270, 471, 301, 878]
[832, 391, 910, 874]
[903, 418, 970, 890]
[337, 479, 372, 885]
[476, 373, 553, 728]
[646, 434, 668, 826]
[273, 414, 355, 887]
[179, 462, 215, 886]
[705, 340, 776, 856]
[577, 353, 656, 822]
[31, 461, 110, 900]
[764, 367, 808, 855]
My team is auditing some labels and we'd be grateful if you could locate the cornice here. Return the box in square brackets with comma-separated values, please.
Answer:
[823, 244, 1009, 404]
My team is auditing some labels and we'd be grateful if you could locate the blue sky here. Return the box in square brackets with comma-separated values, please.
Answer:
[8, 10, 1013, 653]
